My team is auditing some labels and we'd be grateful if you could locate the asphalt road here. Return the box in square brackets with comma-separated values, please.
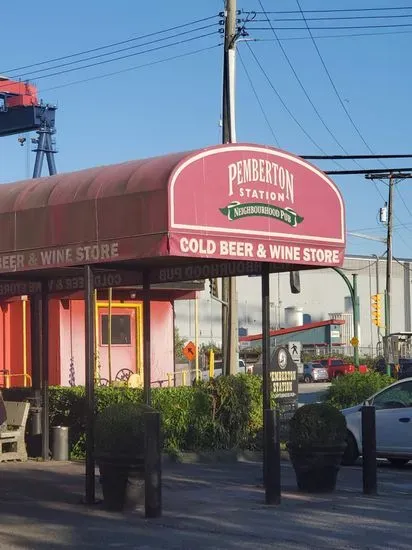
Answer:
[298, 381, 331, 406]
[1, 460, 412, 549]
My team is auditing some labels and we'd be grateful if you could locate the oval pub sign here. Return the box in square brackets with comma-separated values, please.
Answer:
[168, 143, 346, 268]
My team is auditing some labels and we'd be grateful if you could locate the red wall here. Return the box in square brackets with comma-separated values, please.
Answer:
[0, 297, 174, 388]
[59, 299, 174, 387]
[149, 301, 174, 385]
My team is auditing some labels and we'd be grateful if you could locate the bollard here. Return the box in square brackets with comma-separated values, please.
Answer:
[144, 411, 162, 518]
[264, 408, 281, 505]
[52, 426, 69, 461]
[182, 371, 187, 386]
[361, 405, 377, 495]
[167, 373, 172, 387]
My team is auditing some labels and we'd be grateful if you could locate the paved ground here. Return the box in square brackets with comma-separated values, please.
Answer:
[298, 382, 330, 405]
[0, 459, 411, 549]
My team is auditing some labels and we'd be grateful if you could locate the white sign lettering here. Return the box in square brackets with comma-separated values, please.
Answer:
[228, 157, 294, 204]
[0, 242, 120, 272]
[178, 237, 340, 265]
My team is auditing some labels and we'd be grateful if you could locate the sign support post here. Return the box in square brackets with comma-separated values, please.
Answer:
[261, 262, 271, 495]
[84, 265, 95, 505]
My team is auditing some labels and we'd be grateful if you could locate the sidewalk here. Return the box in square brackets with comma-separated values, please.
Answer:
[0, 459, 410, 549]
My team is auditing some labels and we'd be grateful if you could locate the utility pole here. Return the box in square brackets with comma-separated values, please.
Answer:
[385, 175, 394, 341]
[366, 171, 412, 366]
[221, 0, 238, 375]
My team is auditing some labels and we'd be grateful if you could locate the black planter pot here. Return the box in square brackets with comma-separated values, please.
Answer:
[288, 444, 346, 493]
[98, 458, 145, 512]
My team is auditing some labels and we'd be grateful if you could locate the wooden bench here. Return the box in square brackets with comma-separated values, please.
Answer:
[0, 401, 30, 462]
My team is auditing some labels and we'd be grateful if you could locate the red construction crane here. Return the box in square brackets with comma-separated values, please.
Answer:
[0, 76, 57, 176]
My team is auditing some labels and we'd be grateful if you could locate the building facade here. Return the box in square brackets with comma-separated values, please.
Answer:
[175, 255, 412, 356]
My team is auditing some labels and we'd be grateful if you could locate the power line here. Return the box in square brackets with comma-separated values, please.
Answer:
[295, 1, 386, 165]
[302, 154, 412, 160]
[255, 0, 367, 171]
[40, 44, 222, 93]
[11, 32, 218, 83]
[9, 23, 217, 81]
[396, 187, 412, 219]
[237, 49, 279, 145]
[293, 0, 389, 205]
[255, 0, 364, 161]
[1, 14, 219, 74]
[254, 29, 412, 41]
[248, 7, 412, 15]
[253, 14, 412, 22]
[251, 23, 412, 30]
[245, 42, 330, 156]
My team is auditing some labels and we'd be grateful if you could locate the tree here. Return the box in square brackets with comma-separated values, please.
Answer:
[174, 327, 186, 363]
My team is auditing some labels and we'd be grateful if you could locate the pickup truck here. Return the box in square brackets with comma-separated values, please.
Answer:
[319, 358, 355, 379]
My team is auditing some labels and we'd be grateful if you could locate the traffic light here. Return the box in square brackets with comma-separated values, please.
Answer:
[371, 294, 383, 327]
[209, 278, 219, 299]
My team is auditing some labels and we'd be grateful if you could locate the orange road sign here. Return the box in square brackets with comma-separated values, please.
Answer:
[183, 341, 196, 361]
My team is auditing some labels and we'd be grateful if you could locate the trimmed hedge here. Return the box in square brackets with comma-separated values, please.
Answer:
[323, 371, 395, 410]
[5, 374, 264, 459]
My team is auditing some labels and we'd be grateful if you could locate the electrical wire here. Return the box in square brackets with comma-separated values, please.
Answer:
[245, 42, 330, 155]
[295, 0, 388, 181]
[253, 29, 412, 41]
[251, 23, 412, 30]
[255, 0, 359, 163]
[253, 14, 412, 22]
[1, 14, 219, 74]
[11, 31, 218, 83]
[396, 187, 412, 219]
[237, 49, 279, 146]
[40, 44, 221, 93]
[248, 7, 412, 15]
[9, 23, 218, 81]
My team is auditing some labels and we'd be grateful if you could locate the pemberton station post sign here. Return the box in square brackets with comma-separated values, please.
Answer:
[0, 144, 345, 298]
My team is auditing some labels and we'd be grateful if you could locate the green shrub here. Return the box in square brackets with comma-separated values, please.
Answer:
[42, 374, 265, 458]
[288, 403, 347, 449]
[324, 371, 395, 410]
[95, 402, 152, 458]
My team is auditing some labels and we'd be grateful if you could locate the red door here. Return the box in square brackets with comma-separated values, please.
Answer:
[97, 307, 138, 383]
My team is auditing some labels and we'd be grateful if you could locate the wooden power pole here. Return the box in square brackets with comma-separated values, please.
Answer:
[221, 0, 239, 375]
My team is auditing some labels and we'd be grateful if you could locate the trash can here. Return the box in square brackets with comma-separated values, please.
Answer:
[28, 406, 42, 436]
[52, 426, 69, 461]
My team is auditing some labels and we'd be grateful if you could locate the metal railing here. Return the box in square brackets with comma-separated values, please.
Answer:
[0, 370, 32, 388]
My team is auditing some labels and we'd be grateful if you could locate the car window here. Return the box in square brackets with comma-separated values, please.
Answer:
[331, 360, 343, 366]
[312, 363, 323, 369]
[372, 381, 412, 410]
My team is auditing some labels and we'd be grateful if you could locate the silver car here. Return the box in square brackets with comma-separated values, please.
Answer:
[303, 362, 329, 383]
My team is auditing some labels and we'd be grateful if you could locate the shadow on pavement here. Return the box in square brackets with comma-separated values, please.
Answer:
[0, 461, 410, 549]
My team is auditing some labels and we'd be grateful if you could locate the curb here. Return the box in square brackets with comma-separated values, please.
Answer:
[161, 449, 290, 464]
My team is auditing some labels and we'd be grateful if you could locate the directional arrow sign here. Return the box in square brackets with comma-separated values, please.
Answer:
[183, 341, 197, 361]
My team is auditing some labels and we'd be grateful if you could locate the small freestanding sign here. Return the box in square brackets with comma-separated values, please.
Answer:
[269, 346, 298, 406]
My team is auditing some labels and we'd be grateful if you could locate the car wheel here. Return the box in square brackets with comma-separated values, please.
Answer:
[388, 458, 410, 468]
[342, 431, 359, 466]
[303, 375, 312, 383]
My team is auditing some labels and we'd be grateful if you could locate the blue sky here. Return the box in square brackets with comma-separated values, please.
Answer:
[1, 0, 411, 258]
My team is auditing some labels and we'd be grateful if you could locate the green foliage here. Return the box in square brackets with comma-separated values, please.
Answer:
[323, 371, 395, 410]
[288, 403, 347, 449]
[46, 374, 265, 459]
[174, 327, 187, 363]
[95, 402, 152, 458]
[199, 342, 221, 355]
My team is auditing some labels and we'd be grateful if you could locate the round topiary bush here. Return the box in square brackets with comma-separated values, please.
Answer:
[288, 403, 347, 450]
[95, 401, 153, 460]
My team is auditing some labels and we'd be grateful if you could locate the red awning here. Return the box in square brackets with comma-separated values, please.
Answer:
[0, 143, 346, 276]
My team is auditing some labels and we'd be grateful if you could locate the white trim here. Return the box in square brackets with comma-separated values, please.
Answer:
[169, 144, 345, 244]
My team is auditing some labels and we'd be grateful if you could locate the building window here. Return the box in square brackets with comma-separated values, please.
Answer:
[101, 314, 131, 345]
